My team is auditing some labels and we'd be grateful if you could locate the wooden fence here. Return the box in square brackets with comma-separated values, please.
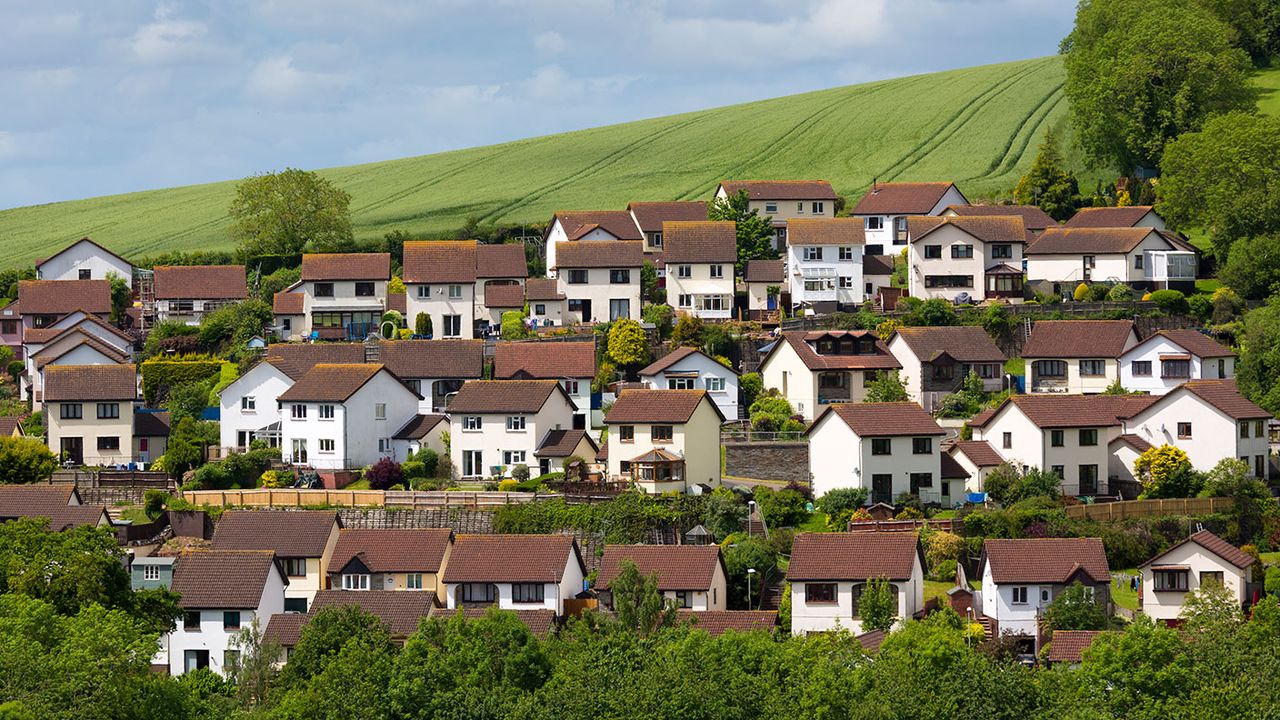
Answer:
[181, 488, 560, 509]
[1064, 497, 1233, 521]
[384, 491, 559, 509]
[846, 518, 958, 533]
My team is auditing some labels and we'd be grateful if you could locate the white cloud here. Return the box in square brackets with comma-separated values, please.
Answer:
[523, 64, 637, 101]
[534, 31, 566, 54]
[130, 6, 211, 64]
[242, 55, 353, 107]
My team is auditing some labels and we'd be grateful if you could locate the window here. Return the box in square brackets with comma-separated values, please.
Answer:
[932, 364, 954, 381]
[765, 202, 778, 213]
[803, 247, 822, 261]
[1079, 429, 1098, 446]
[406, 573, 423, 590]
[808, 201, 822, 214]
[448, 285, 463, 299]
[342, 573, 369, 590]
[184, 611, 200, 631]
[1083, 255, 1096, 269]
[534, 303, 546, 316]
[1256, 420, 1265, 436]
[709, 265, 725, 279]
[375, 403, 386, 420]
[463, 416, 482, 431]
[651, 232, 663, 248]
[379, 437, 392, 453]
[60, 403, 82, 420]
[706, 377, 725, 392]
[1134, 255, 1143, 270]
[461, 583, 497, 603]
[0, 320, 14, 335]
[668, 377, 695, 390]
[285, 598, 308, 613]
[991, 244, 1012, 259]
[1240, 421, 1249, 439]
[1132, 361, 1152, 376]
[865, 216, 883, 230]
[1177, 422, 1192, 439]
[1051, 430, 1064, 447]
[319, 439, 335, 453]
[1153, 569, 1189, 592]
[1051, 465, 1065, 480]
[314, 282, 334, 297]
[319, 404, 335, 420]
[355, 282, 375, 297]
[910, 472, 933, 489]
[652, 425, 673, 443]
[443, 315, 462, 337]
[503, 451, 527, 466]
[912, 437, 932, 454]
[143, 565, 161, 581]
[417, 285, 431, 298]
[672, 591, 693, 609]
[951, 244, 974, 259]
[1002, 432, 1012, 449]
[283, 558, 307, 577]
[924, 245, 942, 259]
[839, 275, 853, 288]
[1011, 586, 1028, 604]
[1161, 359, 1191, 378]
[872, 438, 892, 455]
[291, 404, 307, 419]
[619, 425, 634, 443]
[96, 403, 119, 419]
[677, 294, 692, 308]
[223, 611, 241, 630]
[610, 269, 631, 284]
[1080, 359, 1106, 376]
[97, 436, 119, 451]
[1200, 571, 1225, 587]
[462, 450, 483, 477]
[78, 269, 92, 280]
[796, 202, 805, 213]
[923, 275, 973, 288]
[512, 583, 545, 603]
[1256, 454, 1265, 478]
[1036, 360, 1066, 378]
[806, 583, 837, 604]
[677, 265, 691, 279]
[241, 396, 256, 411]
[839, 246, 854, 260]
[699, 295, 728, 312]
[506, 416, 526, 431]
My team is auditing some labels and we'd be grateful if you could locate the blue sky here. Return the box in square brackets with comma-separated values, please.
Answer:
[0, 0, 1074, 209]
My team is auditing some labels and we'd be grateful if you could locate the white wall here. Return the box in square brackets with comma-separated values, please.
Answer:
[667, 263, 734, 320]
[444, 552, 584, 614]
[1125, 392, 1270, 477]
[786, 244, 864, 306]
[545, 222, 623, 278]
[974, 404, 1115, 495]
[980, 562, 1053, 638]
[606, 398, 722, 493]
[279, 371, 419, 470]
[556, 266, 641, 323]
[38, 241, 132, 287]
[219, 363, 292, 451]
[1119, 338, 1234, 395]
[451, 392, 576, 478]
[166, 566, 286, 676]
[886, 336, 925, 404]
[404, 283, 476, 339]
[640, 353, 738, 421]
[790, 559, 923, 635]
[1140, 542, 1248, 621]
[907, 224, 1021, 302]
[807, 412, 943, 504]
[854, 185, 967, 250]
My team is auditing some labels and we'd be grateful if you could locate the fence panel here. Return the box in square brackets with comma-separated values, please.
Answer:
[1064, 497, 1232, 521]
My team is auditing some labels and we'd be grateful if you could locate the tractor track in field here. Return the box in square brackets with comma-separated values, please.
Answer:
[351, 143, 525, 217]
[966, 80, 1065, 184]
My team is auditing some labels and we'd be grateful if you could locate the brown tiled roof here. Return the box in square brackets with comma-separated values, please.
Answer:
[551, 211, 643, 241]
[378, 339, 483, 379]
[1180, 379, 1270, 420]
[1064, 206, 1157, 228]
[441, 535, 582, 583]
[535, 429, 598, 458]
[627, 201, 708, 232]
[330, 528, 453, 573]
[447, 380, 570, 414]
[787, 532, 922, 581]
[639, 346, 736, 376]
[995, 394, 1158, 428]
[889, 326, 1005, 363]
[36, 237, 132, 270]
[946, 204, 1057, 231]
[605, 389, 720, 424]
[718, 180, 838, 201]
[312, 590, 436, 638]
[134, 411, 171, 437]
[171, 550, 281, 609]
[18, 280, 111, 315]
[0, 485, 74, 520]
[273, 291, 304, 315]
[662, 221, 737, 264]
[1142, 530, 1255, 570]
[484, 283, 525, 309]
[1111, 433, 1154, 453]
[263, 612, 310, 647]
[950, 440, 1004, 467]
[0, 416, 23, 437]
[1025, 227, 1162, 255]
[862, 254, 895, 276]
[856, 628, 888, 653]
[851, 182, 960, 215]
[1022, 320, 1135, 358]
[813, 402, 945, 437]
[983, 538, 1109, 584]
[476, 243, 528, 279]
[493, 341, 595, 379]
[940, 452, 969, 479]
[908, 215, 1027, 244]
[276, 364, 390, 402]
[768, 331, 901, 371]
[597, 545, 722, 590]
[524, 278, 565, 301]
[555, 240, 644, 268]
[677, 610, 777, 636]
[402, 241, 477, 284]
[387, 292, 406, 314]
[786, 218, 866, 246]
[43, 363, 136, 401]
[1047, 630, 1106, 663]
[393, 414, 447, 440]
[33, 332, 129, 369]
[153, 265, 247, 300]
[447, 607, 558, 636]
[967, 407, 997, 428]
[743, 259, 784, 284]
[212, 510, 339, 558]
[264, 343, 367, 380]
[1146, 329, 1235, 359]
[301, 253, 390, 281]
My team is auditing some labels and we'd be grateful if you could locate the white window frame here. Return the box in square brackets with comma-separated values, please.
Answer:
[667, 377, 696, 390]
[802, 247, 821, 261]
[143, 565, 161, 581]
[812, 201, 824, 214]
[374, 403, 386, 420]
[378, 437, 392, 453]
[406, 573, 423, 590]
[462, 416, 482, 431]
[318, 404, 335, 420]
[291, 404, 307, 419]
[764, 202, 778, 214]
[562, 380, 580, 395]
[506, 416, 527, 431]
[342, 573, 370, 591]
[709, 264, 724, 279]
[677, 265, 691, 279]
[503, 450, 527, 465]
[417, 285, 430, 298]
[865, 216, 883, 231]
[241, 396, 256, 411]
[678, 294, 692, 308]
[319, 438, 335, 453]
[1011, 586, 1028, 604]
[838, 246, 854, 261]
[448, 285, 463, 299]
[706, 377, 725, 392]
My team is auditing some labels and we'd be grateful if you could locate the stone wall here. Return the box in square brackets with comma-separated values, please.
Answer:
[723, 441, 810, 484]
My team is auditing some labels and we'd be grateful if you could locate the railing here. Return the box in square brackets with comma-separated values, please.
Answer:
[1064, 497, 1233, 521]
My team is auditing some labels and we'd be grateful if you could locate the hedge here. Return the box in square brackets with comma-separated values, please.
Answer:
[141, 358, 226, 406]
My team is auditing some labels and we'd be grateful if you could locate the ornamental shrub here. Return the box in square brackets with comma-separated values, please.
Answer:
[1073, 282, 1090, 301]
[1148, 289, 1189, 315]
[365, 457, 403, 491]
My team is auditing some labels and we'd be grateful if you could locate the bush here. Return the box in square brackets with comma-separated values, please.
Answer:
[1086, 283, 1110, 301]
[365, 457, 403, 491]
[140, 358, 224, 406]
[416, 448, 439, 477]
[1106, 283, 1135, 301]
[259, 470, 284, 488]
[739, 372, 763, 408]
[1148, 289, 1189, 315]
[817, 488, 868, 516]
[1073, 282, 1090, 301]
[924, 530, 966, 568]
[511, 464, 531, 483]
[1187, 294, 1212, 323]
[498, 479, 519, 492]
[401, 460, 426, 479]
[930, 559, 958, 583]
[415, 312, 432, 337]
[752, 486, 808, 527]
[0, 437, 58, 484]
[143, 489, 168, 520]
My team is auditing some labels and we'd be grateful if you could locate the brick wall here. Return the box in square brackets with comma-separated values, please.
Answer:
[723, 441, 809, 483]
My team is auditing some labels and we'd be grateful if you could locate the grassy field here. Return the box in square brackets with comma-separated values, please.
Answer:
[1255, 65, 1280, 117]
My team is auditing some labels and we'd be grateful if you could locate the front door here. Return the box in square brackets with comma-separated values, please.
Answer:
[291, 439, 307, 465]
[59, 437, 83, 465]
[767, 293, 777, 310]
[579, 299, 592, 323]
[872, 474, 893, 505]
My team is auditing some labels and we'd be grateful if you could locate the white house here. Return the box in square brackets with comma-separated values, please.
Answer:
[849, 181, 968, 253]
[448, 380, 578, 479]
[277, 364, 421, 471]
[597, 545, 727, 611]
[390, 414, 448, 462]
[402, 241, 478, 340]
[441, 534, 587, 616]
[603, 389, 724, 494]
[377, 339, 485, 413]
[1139, 530, 1256, 624]
[1022, 320, 1139, 394]
[978, 538, 1111, 650]
[806, 402, 949, 505]
[552, 240, 643, 323]
[787, 532, 925, 636]
[525, 279, 567, 327]
[906, 215, 1027, 303]
[36, 237, 133, 287]
[1118, 329, 1235, 395]
[743, 259, 785, 320]
[1025, 227, 1196, 292]
[786, 217, 866, 311]
[946, 440, 1006, 494]
[494, 341, 596, 429]
[627, 201, 708, 254]
[165, 550, 287, 676]
[886, 326, 1006, 412]
[473, 243, 528, 331]
[758, 330, 902, 421]
[152, 265, 247, 325]
[1064, 205, 1167, 231]
[43, 363, 137, 467]
[638, 346, 739, 421]
[664, 221, 736, 320]
[211, 510, 341, 614]
[713, 180, 838, 249]
[532, 429, 599, 477]
[544, 210, 645, 278]
[274, 253, 391, 341]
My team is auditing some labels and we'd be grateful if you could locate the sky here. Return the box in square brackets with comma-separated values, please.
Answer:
[0, 0, 1075, 210]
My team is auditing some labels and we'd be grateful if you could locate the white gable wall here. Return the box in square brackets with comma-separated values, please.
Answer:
[640, 352, 738, 420]
[219, 362, 292, 452]
[1140, 541, 1248, 622]
[38, 240, 133, 287]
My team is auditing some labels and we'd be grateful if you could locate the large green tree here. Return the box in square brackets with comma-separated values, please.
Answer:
[1013, 129, 1080, 221]
[707, 189, 776, 272]
[1196, 0, 1280, 66]
[607, 559, 676, 636]
[1044, 582, 1110, 632]
[1236, 296, 1280, 414]
[228, 168, 354, 257]
[1219, 232, 1280, 300]
[1062, 0, 1255, 172]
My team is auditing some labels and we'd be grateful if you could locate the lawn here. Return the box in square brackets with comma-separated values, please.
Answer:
[1260, 551, 1280, 565]
[1255, 65, 1280, 118]
[798, 512, 830, 533]
[1112, 569, 1141, 612]
[343, 478, 371, 490]
[1195, 278, 1221, 295]
[1004, 357, 1025, 376]
[925, 580, 956, 606]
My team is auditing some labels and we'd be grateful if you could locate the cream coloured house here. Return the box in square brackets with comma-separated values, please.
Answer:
[906, 215, 1027, 303]
[806, 402, 949, 505]
[597, 545, 727, 611]
[758, 330, 901, 421]
[44, 363, 137, 466]
[885, 326, 1006, 412]
[212, 510, 341, 614]
[552, 240, 643, 323]
[627, 201, 708, 254]
[713, 180, 838, 249]
[664, 221, 736, 320]
[603, 389, 724, 494]
[326, 528, 454, 595]
[402, 241, 477, 340]
[849, 181, 968, 252]
[273, 253, 391, 341]
[788, 532, 925, 636]
[1139, 530, 1256, 624]
[1022, 320, 1139, 394]
[448, 380, 578, 479]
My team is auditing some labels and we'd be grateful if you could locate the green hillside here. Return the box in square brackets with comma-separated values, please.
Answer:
[2, 57, 1074, 267]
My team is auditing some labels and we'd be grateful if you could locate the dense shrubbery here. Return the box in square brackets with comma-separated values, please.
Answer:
[189, 447, 278, 490]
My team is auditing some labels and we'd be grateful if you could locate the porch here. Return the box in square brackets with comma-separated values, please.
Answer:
[985, 264, 1025, 300]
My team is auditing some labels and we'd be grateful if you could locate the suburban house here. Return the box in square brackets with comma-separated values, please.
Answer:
[806, 402, 949, 505]
[401, 241, 478, 340]
[0, 416, 24, 438]
[35, 237, 133, 287]
[152, 265, 247, 325]
[165, 550, 287, 676]
[553, 240, 644, 323]
[946, 440, 1006, 494]
[0, 484, 110, 530]
[850, 181, 968, 252]
[212, 510, 341, 613]
[638, 346, 739, 421]
[596, 545, 727, 611]
[1118, 329, 1235, 395]
[1022, 320, 1139, 394]
[1064, 205, 1166, 230]
[544, 210, 645, 277]
[664, 221, 737, 319]
[1024, 227, 1196, 293]
[787, 532, 925, 636]
[494, 341, 596, 429]
[265, 590, 439, 657]
[603, 389, 725, 494]
[277, 364, 421, 471]
[44, 363, 137, 466]
[390, 413, 448, 462]
[532, 429, 598, 477]
[758, 330, 901, 421]
[627, 201, 708, 254]
[978, 538, 1111, 650]
[743, 259, 784, 320]
[943, 204, 1057, 238]
[448, 380, 578, 479]
[326, 528, 454, 595]
[1139, 530, 1257, 624]
[886, 326, 1006, 412]
[23, 314, 133, 409]
[785, 218, 866, 311]
[713, 180, 838, 248]
[906, 215, 1027, 303]
[11, 279, 112, 357]
[274, 253, 391, 340]
[133, 411, 170, 465]
[218, 343, 365, 453]
[441, 534, 587, 615]
[473, 243, 529, 331]
[525, 278, 567, 327]
[377, 339, 484, 412]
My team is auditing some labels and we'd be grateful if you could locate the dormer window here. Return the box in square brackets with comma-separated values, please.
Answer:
[817, 339, 834, 355]
[342, 573, 370, 591]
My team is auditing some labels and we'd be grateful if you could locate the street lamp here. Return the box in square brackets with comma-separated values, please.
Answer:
[747, 567, 757, 610]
